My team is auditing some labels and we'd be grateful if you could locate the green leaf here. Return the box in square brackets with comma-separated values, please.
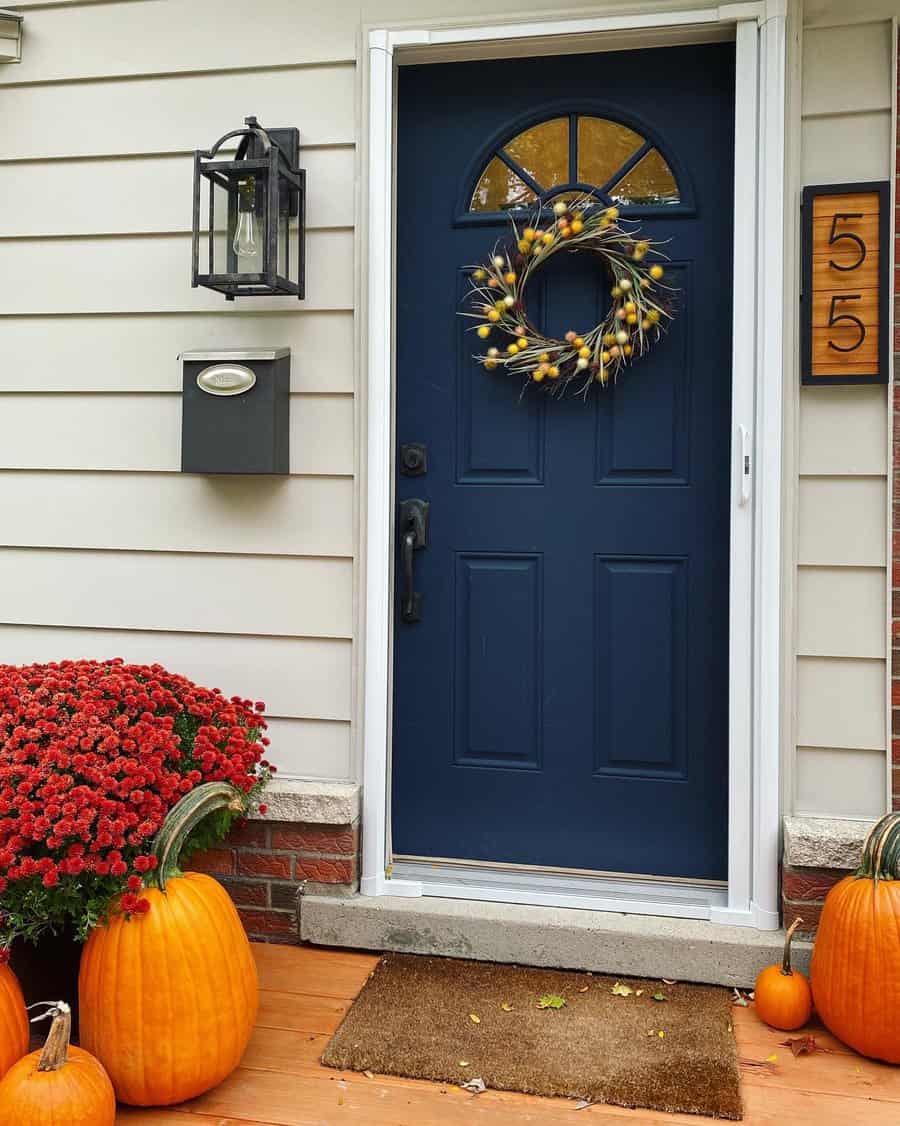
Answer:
[652, 992, 668, 1002]
[537, 994, 566, 1010]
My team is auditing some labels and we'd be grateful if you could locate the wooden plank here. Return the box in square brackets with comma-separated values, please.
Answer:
[0, 149, 353, 237]
[253, 718, 350, 780]
[798, 477, 886, 567]
[0, 626, 351, 721]
[801, 112, 893, 185]
[801, 23, 894, 117]
[0, 472, 353, 556]
[252, 944, 377, 996]
[797, 566, 886, 658]
[0, 229, 352, 315]
[0, 311, 354, 394]
[257, 988, 352, 1035]
[796, 656, 886, 751]
[0, 393, 353, 474]
[795, 746, 888, 820]
[798, 385, 887, 475]
[0, 549, 353, 638]
[0, 0, 357, 86]
[0, 65, 354, 160]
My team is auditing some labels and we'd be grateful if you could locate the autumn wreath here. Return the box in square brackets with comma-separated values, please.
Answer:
[465, 194, 675, 397]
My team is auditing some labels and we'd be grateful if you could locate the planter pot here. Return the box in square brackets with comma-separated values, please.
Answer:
[10, 927, 83, 1038]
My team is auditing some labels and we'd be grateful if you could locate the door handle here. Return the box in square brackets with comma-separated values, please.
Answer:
[398, 499, 429, 624]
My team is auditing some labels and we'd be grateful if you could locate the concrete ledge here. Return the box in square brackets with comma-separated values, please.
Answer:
[300, 894, 810, 988]
[783, 815, 873, 870]
[250, 780, 359, 825]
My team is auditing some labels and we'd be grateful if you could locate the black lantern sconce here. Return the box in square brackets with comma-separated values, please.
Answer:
[192, 116, 306, 300]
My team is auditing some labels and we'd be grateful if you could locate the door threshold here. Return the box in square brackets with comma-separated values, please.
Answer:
[390, 857, 728, 920]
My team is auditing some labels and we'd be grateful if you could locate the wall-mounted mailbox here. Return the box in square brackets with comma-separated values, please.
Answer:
[180, 348, 290, 474]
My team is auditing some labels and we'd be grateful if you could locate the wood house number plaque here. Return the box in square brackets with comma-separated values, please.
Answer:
[801, 181, 890, 385]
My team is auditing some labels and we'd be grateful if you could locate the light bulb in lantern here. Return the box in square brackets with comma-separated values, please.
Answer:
[232, 179, 259, 258]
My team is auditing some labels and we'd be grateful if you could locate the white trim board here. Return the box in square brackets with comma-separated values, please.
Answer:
[361, 2, 786, 929]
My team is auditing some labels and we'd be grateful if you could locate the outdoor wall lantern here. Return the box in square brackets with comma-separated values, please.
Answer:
[192, 116, 306, 300]
[0, 10, 24, 63]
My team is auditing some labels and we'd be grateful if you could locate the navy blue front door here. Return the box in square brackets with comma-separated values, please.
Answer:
[392, 44, 735, 881]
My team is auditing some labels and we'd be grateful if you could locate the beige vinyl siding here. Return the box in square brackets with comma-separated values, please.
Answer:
[0, 2, 360, 781]
[794, 8, 894, 818]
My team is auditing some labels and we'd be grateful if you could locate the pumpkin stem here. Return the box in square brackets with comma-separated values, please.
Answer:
[857, 812, 900, 882]
[781, 918, 802, 975]
[152, 781, 248, 893]
[36, 1003, 71, 1072]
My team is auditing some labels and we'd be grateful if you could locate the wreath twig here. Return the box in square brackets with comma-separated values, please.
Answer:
[463, 194, 676, 398]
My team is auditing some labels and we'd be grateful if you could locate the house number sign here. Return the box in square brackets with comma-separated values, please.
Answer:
[800, 181, 889, 385]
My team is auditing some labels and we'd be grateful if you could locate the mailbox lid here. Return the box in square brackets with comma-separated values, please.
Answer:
[179, 348, 291, 362]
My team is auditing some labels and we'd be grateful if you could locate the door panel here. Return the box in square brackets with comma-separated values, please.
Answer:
[392, 43, 735, 881]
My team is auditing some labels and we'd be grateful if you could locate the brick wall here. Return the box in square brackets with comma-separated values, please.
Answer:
[781, 864, 845, 937]
[893, 36, 900, 812]
[187, 818, 359, 942]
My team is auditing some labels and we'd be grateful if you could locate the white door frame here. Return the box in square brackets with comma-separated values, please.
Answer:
[360, 1, 786, 930]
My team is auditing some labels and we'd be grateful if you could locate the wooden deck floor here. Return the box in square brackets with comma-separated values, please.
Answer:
[118, 943, 899, 1125]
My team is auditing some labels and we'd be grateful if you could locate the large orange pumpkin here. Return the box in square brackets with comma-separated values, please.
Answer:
[0, 963, 28, 1081]
[0, 1001, 115, 1126]
[810, 811, 900, 1063]
[79, 782, 259, 1105]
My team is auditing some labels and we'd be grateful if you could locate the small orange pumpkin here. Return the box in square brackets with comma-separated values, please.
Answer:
[754, 917, 812, 1031]
[810, 811, 900, 1063]
[0, 1001, 115, 1126]
[0, 963, 28, 1080]
[79, 782, 259, 1105]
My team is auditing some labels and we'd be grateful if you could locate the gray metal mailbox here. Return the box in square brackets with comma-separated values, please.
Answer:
[180, 348, 290, 474]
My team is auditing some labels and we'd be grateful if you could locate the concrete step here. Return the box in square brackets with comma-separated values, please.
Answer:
[300, 893, 810, 988]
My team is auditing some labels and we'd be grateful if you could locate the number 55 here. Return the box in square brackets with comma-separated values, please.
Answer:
[826, 294, 866, 353]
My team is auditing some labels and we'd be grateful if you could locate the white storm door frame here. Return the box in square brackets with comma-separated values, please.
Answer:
[361, 2, 786, 930]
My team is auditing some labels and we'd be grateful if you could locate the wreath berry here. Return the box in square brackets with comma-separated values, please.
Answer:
[465, 194, 675, 397]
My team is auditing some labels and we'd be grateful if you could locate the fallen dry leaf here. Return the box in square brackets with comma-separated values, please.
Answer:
[658, 1030, 665, 1039]
[500, 1002, 514, 1012]
[739, 1057, 777, 1073]
[779, 1036, 828, 1057]
[731, 988, 751, 1007]
[635, 989, 644, 997]
[458, 1060, 470, 1068]
[652, 992, 667, 1002]
[662, 979, 677, 985]
[765, 1054, 778, 1063]
[469, 1013, 481, 1024]
[611, 982, 635, 997]
[574, 1099, 593, 1110]
[537, 994, 566, 1010]
[363, 1070, 374, 1079]
[461, 1077, 487, 1094]
[578, 986, 589, 993]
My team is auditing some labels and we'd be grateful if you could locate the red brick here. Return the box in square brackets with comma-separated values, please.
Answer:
[782, 898, 823, 936]
[270, 882, 303, 911]
[237, 851, 292, 879]
[271, 823, 358, 856]
[294, 856, 356, 884]
[186, 847, 234, 876]
[781, 865, 843, 903]
[893, 738, 900, 766]
[219, 878, 268, 908]
[225, 821, 269, 849]
[237, 909, 297, 939]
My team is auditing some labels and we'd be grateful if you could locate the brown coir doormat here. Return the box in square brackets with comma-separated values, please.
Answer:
[323, 953, 742, 1120]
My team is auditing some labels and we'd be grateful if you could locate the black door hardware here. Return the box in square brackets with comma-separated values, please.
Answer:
[398, 498, 429, 623]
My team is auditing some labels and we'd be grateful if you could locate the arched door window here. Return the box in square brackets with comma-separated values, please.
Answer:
[469, 114, 680, 213]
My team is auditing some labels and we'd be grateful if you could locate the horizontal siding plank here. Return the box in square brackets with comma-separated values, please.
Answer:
[0, 394, 353, 475]
[0, 149, 353, 237]
[0, 0, 356, 86]
[801, 111, 892, 183]
[796, 656, 886, 751]
[798, 477, 886, 566]
[0, 472, 352, 556]
[0, 312, 353, 393]
[0, 65, 354, 160]
[799, 386, 887, 475]
[797, 566, 886, 658]
[795, 746, 887, 819]
[0, 229, 352, 314]
[0, 549, 352, 638]
[0, 625, 351, 721]
[263, 717, 351, 780]
[802, 22, 894, 116]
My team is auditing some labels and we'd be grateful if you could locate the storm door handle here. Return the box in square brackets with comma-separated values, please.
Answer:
[398, 498, 429, 624]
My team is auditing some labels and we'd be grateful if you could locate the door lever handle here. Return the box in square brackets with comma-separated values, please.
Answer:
[398, 499, 429, 624]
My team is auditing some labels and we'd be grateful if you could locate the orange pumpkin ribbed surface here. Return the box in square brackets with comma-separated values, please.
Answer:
[810, 812, 900, 1064]
[78, 783, 259, 1106]
[0, 1002, 115, 1126]
[0, 964, 28, 1081]
[754, 918, 812, 1031]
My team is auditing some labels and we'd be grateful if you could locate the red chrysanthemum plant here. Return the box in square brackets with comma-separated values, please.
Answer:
[0, 659, 271, 951]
